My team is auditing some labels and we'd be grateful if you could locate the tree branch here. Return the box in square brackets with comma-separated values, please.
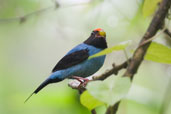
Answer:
[91, 109, 97, 114]
[124, 0, 171, 78]
[0, 5, 57, 23]
[93, 59, 130, 80]
[164, 28, 171, 38]
[108, 0, 171, 114]
[0, 1, 89, 23]
[105, 102, 120, 114]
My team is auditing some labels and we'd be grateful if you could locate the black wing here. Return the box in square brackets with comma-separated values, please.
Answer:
[52, 49, 89, 72]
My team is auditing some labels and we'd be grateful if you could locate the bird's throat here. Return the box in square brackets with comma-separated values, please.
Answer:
[84, 36, 107, 49]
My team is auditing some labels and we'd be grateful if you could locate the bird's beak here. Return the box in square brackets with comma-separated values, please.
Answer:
[98, 30, 106, 37]
[93, 28, 106, 38]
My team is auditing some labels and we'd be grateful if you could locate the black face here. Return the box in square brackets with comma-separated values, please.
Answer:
[84, 31, 107, 49]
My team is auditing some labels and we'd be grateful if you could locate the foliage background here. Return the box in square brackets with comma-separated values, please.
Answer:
[0, 0, 171, 114]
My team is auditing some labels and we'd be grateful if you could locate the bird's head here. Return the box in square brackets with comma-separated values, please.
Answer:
[84, 28, 107, 49]
[93, 28, 106, 38]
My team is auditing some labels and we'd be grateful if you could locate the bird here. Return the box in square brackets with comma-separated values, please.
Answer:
[24, 28, 107, 103]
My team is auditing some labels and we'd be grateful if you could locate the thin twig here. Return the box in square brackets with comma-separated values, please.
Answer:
[0, 2, 89, 23]
[93, 59, 131, 81]
[138, 26, 167, 47]
[0, 6, 55, 23]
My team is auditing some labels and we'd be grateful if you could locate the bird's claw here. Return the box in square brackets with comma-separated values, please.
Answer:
[71, 76, 90, 89]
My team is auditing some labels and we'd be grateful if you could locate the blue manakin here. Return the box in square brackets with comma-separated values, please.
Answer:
[25, 28, 107, 102]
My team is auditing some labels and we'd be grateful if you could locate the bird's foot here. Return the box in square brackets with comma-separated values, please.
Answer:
[71, 76, 90, 88]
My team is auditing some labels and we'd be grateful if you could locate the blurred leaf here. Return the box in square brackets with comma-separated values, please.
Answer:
[129, 3, 146, 28]
[0, 0, 40, 18]
[80, 91, 104, 110]
[87, 76, 131, 106]
[85, 0, 104, 11]
[89, 41, 131, 59]
[145, 42, 171, 64]
[118, 99, 159, 114]
[142, 0, 161, 17]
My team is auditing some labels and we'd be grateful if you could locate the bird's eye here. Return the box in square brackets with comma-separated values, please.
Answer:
[92, 31, 98, 35]
[91, 32, 95, 35]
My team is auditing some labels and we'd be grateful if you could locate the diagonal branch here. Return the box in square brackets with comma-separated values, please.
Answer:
[93, 59, 130, 80]
[0, 5, 57, 23]
[0, 1, 89, 23]
[108, 0, 171, 114]
[124, 0, 171, 78]
[164, 28, 171, 38]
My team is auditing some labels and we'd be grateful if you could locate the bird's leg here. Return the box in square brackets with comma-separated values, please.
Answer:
[82, 78, 90, 87]
[71, 76, 90, 88]
[71, 76, 84, 83]
[72, 76, 89, 82]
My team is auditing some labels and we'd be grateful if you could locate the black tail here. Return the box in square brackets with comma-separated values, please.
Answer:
[24, 78, 51, 103]
[34, 78, 51, 94]
[24, 77, 63, 103]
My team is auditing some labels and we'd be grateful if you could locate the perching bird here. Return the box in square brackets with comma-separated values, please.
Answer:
[25, 28, 107, 103]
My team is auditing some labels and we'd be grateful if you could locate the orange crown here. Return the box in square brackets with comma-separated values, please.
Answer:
[93, 28, 103, 32]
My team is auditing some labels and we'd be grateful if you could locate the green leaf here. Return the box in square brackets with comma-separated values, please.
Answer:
[89, 41, 131, 59]
[87, 76, 131, 106]
[80, 91, 104, 110]
[142, 0, 161, 17]
[145, 42, 171, 64]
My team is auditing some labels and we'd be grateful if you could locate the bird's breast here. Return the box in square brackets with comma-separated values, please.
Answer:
[74, 55, 106, 77]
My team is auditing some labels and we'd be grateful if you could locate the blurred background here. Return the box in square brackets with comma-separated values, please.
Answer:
[0, 0, 171, 114]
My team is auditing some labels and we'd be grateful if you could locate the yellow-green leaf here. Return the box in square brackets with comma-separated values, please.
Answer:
[142, 0, 161, 17]
[80, 91, 104, 110]
[89, 41, 130, 59]
[145, 42, 171, 64]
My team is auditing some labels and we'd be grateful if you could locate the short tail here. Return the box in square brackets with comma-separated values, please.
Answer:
[24, 78, 51, 103]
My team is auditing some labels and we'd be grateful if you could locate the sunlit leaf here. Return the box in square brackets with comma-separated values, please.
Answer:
[80, 91, 104, 110]
[87, 76, 131, 106]
[89, 41, 131, 59]
[142, 0, 161, 17]
[145, 42, 171, 64]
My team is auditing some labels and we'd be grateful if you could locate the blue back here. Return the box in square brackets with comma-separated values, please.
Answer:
[50, 43, 106, 80]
